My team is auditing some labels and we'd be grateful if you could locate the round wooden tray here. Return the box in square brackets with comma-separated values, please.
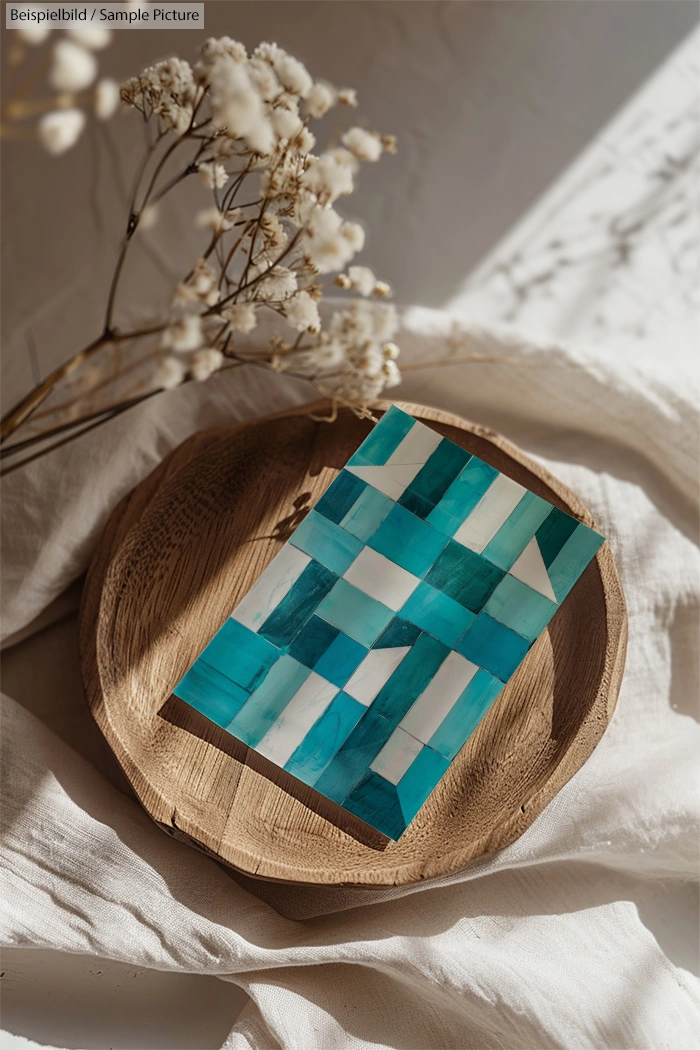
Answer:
[79, 401, 626, 887]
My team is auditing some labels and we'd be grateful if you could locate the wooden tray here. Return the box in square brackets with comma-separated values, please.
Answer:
[79, 401, 627, 887]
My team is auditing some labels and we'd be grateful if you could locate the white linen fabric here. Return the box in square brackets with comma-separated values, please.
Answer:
[1, 307, 699, 1049]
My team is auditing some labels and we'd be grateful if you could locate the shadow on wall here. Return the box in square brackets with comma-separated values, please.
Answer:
[1, 1, 697, 409]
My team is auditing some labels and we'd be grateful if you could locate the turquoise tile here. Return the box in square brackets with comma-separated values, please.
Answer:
[484, 574, 558, 643]
[227, 655, 310, 748]
[289, 509, 363, 576]
[398, 439, 472, 517]
[173, 660, 250, 728]
[348, 405, 415, 466]
[483, 491, 554, 570]
[369, 504, 449, 577]
[314, 707, 394, 803]
[341, 770, 407, 839]
[427, 457, 498, 537]
[455, 613, 530, 682]
[199, 617, 279, 692]
[429, 668, 503, 760]
[316, 578, 394, 647]
[373, 632, 450, 725]
[535, 507, 580, 568]
[313, 470, 367, 525]
[399, 581, 476, 648]
[340, 483, 395, 543]
[548, 523, 605, 603]
[424, 540, 504, 613]
[284, 691, 366, 787]
[259, 560, 337, 648]
[314, 632, 368, 687]
[375, 616, 422, 648]
[396, 746, 450, 824]
[288, 615, 339, 669]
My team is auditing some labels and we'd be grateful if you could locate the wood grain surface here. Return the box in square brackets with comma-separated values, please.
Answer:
[79, 401, 627, 887]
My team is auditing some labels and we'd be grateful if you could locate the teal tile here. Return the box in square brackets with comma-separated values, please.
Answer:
[259, 560, 337, 648]
[316, 578, 394, 647]
[396, 746, 450, 824]
[483, 491, 554, 571]
[227, 655, 311, 748]
[340, 484, 395, 543]
[429, 668, 503, 761]
[373, 632, 450, 725]
[287, 615, 339, 669]
[427, 457, 498, 537]
[348, 405, 415, 466]
[199, 617, 279, 692]
[314, 707, 394, 803]
[173, 660, 250, 727]
[424, 540, 504, 613]
[314, 632, 368, 687]
[375, 617, 422, 648]
[483, 574, 558, 643]
[399, 581, 476, 648]
[548, 523, 605, 603]
[284, 691, 366, 786]
[398, 439, 472, 517]
[289, 509, 363, 575]
[313, 470, 367, 525]
[455, 613, 530, 682]
[341, 770, 407, 839]
[535, 507, 580, 568]
[369, 504, 448, 577]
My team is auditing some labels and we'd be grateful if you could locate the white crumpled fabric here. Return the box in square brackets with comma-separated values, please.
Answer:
[1, 304, 699, 1048]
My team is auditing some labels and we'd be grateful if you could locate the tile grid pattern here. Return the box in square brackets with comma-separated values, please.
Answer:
[174, 407, 604, 839]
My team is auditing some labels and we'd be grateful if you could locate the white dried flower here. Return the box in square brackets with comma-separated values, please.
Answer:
[16, 12, 51, 45]
[382, 359, 401, 388]
[196, 207, 238, 233]
[374, 280, 392, 298]
[284, 290, 320, 332]
[121, 58, 196, 136]
[306, 82, 336, 119]
[153, 355, 186, 390]
[161, 314, 203, 353]
[209, 56, 274, 155]
[339, 220, 365, 253]
[139, 203, 158, 230]
[271, 106, 303, 142]
[273, 53, 313, 98]
[303, 153, 353, 205]
[246, 56, 281, 102]
[38, 108, 85, 154]
[347, 265, 376, 297]
[254, 264, 297, 300]
[190, 348, 224, 381]
[303, 208, 358, 273]
[338, 88, 358, 107]
[296, 127, 316, 154]
[328, 147, 360, 173]
[198, 160, 228, 189]
[195, 36, 247, 81]
[50, 40, 97, 92]
[342, 126, 383, 162]
[66, 24, 112, 50]
[383, 342, 400, 361]
[260, 212, 287, 249]
[222, 302, 257, 333]
[94, 78, 120, 121]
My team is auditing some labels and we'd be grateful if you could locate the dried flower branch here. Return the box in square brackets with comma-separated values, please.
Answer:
[2, 36, 404, 457]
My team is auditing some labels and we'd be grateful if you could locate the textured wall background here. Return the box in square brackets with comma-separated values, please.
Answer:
[1, 0, 696, 413]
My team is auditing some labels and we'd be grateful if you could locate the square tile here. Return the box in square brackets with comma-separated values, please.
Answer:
[174, 407, 605, 839]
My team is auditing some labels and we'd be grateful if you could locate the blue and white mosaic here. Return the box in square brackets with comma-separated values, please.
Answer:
[174, 407, 605, 839]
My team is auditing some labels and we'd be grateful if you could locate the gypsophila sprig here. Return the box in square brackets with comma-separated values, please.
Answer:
[1, 37, 402, 457]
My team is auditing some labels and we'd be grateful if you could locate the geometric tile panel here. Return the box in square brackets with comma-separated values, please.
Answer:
[173, 407, 605, 839]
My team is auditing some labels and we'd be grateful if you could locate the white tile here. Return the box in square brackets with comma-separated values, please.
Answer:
[343, 646, 411, 707]
[370, 727, 423, 785]
[509, 537, 558, 603]
[399, 651, 479, 744]
[231, 545, 311, 632]
[386, 421, 443, 468]
[342, 547, 420, 611]
[345, 464, 417, 500]
[255, 672, 339, 768]
[453, 474, 526, 553]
